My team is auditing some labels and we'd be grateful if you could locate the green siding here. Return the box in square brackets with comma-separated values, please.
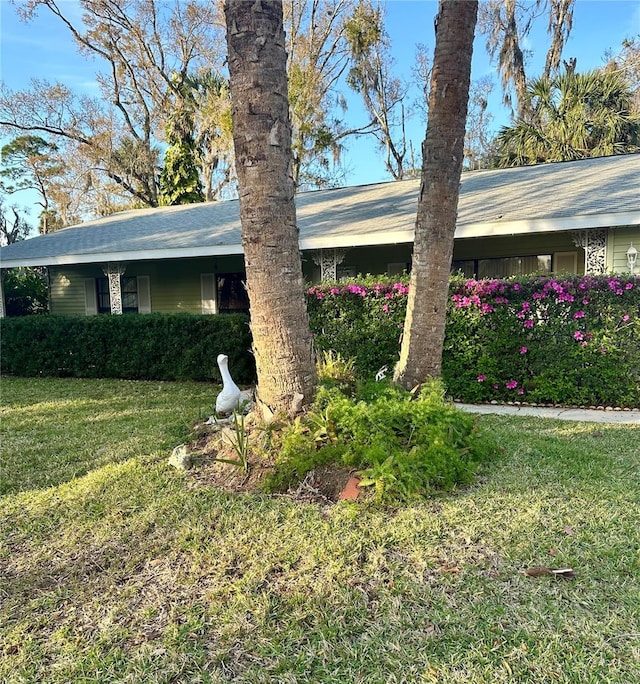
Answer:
[49, 256, 246, 316]
[47, 227, 638, 315]
[607, 226, 640, 273]
[50, 266, 104, 315]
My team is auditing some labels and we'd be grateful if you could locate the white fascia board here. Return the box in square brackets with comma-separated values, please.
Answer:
[299, 230, 414, 250]
[3, 211, 638, 269]
[456, 211, 640, 238]
[0, 243, 244, 269]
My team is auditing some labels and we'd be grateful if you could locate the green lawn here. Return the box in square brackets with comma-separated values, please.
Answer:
[1, 377, 639, 683]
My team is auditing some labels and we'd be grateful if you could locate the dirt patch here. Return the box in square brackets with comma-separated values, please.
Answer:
[183, 418, 359, 503]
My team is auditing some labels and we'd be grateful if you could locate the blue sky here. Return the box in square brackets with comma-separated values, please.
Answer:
[1, 0, 639, 221]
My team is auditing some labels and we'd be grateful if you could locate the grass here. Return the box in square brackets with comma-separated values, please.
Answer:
[1, 377, 639, 683]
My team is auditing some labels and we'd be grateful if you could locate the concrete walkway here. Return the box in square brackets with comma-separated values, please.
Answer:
[455, 403, 640, 425]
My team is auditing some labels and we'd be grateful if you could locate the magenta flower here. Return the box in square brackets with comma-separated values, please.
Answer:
[518, 388, 524, 395]
[506, 380, 518, 389]
[622, 314, 630, 322]
[519, 346, 528, 354]
[574, 310, 585, 319]
[382, 304, 389, 314]
[625, 282, 633, 290]
[573, 330, 584, 341]
[493, 383, 499, 389]
[523, 320, 534, 328]
[477, 374, 486, 382]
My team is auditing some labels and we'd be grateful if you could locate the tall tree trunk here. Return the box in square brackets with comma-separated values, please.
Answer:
[394, 0, 477, 390]
[224, 0, 317, 417]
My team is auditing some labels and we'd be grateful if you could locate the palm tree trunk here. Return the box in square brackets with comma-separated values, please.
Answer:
[394, 0, 478, 390]
[224, 0, 316, 417]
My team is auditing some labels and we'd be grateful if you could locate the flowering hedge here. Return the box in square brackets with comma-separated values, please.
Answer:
[306, 274, 640, 408]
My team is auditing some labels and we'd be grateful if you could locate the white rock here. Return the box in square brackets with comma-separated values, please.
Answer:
[169, 444, 192, 470]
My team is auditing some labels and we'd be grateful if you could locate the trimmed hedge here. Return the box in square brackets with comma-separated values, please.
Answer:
[0, 313, 254, 384]
[308, 274, 640, 409]
[2, 274, 639, 407]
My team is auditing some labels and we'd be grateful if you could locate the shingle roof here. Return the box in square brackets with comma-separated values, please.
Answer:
[1, 154, 638, 268]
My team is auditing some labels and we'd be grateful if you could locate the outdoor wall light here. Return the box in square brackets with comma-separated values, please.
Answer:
[627, 243, 638, 274]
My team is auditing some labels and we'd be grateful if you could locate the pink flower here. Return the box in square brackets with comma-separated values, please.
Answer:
[523, 320, 534, 328]
[625, 282, 633, 290]
[477, 374, 486, 382]
[506, 380, 518, 389]
[622, 314, 630, 322]
[574, 310, 585, 319]
[519, 346, 528, 354]
[518, 388, 524, 395]
[581, 341, 588, 347]
[382, 304, 389, 314]
[573, 331, 584, 341]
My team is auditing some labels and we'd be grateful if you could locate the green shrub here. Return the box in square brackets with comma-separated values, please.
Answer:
[307, 274, 640, 408]
[264, 378, 492, 503]
[0, 313, 255, 383]
[307, 275, 408, 378]
[2, 267, 48, 316]
[443, 274, 640, 407]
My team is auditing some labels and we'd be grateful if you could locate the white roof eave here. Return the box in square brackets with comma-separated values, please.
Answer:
[1, 210, 638, 270]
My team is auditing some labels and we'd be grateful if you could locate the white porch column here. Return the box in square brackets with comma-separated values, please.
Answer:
[103, 262, 126, 314]
[572, 229, 608, 275]
[311, 248, 348, 281]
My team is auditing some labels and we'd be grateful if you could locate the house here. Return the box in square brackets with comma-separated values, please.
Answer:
[1, 154, 638, 317]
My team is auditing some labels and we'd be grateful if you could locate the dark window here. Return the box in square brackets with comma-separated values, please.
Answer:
[97, 277, 111, 314]
[217, 273, 249, 313]
[121, 277, 138, 313]
[96, 276, 139, 314]
[452, 255, 552, 278]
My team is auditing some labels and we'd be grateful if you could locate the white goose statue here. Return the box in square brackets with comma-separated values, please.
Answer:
[215, 353, 242, 415]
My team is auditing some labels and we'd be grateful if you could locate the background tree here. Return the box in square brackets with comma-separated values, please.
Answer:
[480, 0, 575, 119]
[284, 0, 380, 189]
[0, 193, 32, 245]
[494, 68, 640, 166]
[464, 76, 496, 169]
[158, 78, 205, 206]
[394, 0, 478, 389]
[0, 193, 47, 315]
[1, 135, 64, 232]
[191, 71, 235, 201]
[224, 0, 317, 416]
[1, 0, 225, 210]
[344, 2, 410, 180]
[605, 35, 640, 111]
